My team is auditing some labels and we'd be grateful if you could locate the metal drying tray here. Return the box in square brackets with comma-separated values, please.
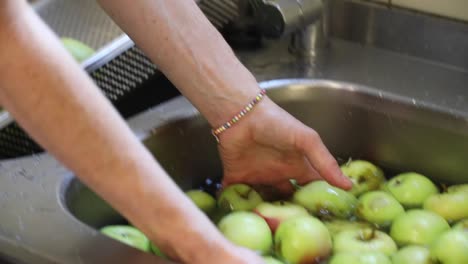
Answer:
[0, 0, 126, 130]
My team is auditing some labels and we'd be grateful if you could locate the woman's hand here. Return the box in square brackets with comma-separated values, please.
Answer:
[219, 97, 353, 194]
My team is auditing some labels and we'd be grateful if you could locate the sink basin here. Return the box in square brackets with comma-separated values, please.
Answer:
[64, 78, 468, 230]
[0, 78, 467, 263]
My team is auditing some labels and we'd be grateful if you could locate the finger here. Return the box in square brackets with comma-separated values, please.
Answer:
[296, 129, 353, 190]
[274, 161, 322, 195]
[298, 158, 323, 184]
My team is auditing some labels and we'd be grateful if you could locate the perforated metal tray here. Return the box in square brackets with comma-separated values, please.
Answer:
[0, 0, 239, 158]
[0, 35, 163, 158]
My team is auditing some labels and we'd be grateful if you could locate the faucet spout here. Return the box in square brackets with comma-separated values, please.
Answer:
[250, 0, 328, 57]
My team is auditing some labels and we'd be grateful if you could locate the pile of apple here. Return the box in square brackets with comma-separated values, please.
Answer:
[99, 160, 468, 264]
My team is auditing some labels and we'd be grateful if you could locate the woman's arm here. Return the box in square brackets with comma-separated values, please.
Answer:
[97, 0, 352, 190]
[96, 0, 259, 127]
[0, 1, 262, 263]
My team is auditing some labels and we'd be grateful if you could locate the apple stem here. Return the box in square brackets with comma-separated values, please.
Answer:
[345, 157, 353, 166]
[289, 179, 302, 190]
[441, 183, 448, 193]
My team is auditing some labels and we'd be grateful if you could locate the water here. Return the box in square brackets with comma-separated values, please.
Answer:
[17, 168, 34, 182]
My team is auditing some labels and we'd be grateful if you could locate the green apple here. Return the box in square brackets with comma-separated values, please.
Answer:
[384, 172, 439, 208]
[293, 180, 358, 219]
[218, 211, 272, 254]
[275, 216, 332, 264]
[333, 228, 397, 256]
[100, 225, 151, 252]
[329, 252, 392, 264]
[323, 219, 373, 237]
[453, 219, 468, 231]
[340, 160, 386, 197]
[356, 191, 405, 227]
[431, 229, 468, 264]
[390, 209, 450, 246]
[61, 37, 95, 63]
[186, 189, 216, 214]
[150, 242, 167, 258]
[391, 245, 432, 264]
[263, 256, 284, 264]
[217, 184, 263, 211]
[424, 191, 468, 222]
[447, 183, 468, 193]
[253, 201, 309, 233]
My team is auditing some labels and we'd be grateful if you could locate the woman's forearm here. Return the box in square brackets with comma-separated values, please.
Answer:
[0, 1, 229, 261]
[97, 0, 260, 127]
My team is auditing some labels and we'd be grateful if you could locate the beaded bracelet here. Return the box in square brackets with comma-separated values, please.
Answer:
[211, 89, 267, 143]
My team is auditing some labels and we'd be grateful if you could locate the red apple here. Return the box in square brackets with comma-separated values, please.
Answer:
[253, 201, 309, 233]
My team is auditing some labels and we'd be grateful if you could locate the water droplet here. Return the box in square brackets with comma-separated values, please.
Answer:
[18, 168, 34, 181]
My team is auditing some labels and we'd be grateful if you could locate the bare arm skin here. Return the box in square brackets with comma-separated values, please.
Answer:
[96, 0, 351, 191]
[0, 0, 351, 263]
[0, 1, 263, 263]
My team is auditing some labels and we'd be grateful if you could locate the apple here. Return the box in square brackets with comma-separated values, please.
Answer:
[218, 211, 272, 254]
[356, 191, 405, 227]
[384, 172, 439, 208]
[323, 219, 373, 237]
[61, 37, 95, 63]
[186, 189, 216, 214]
[292, 180, 358, 219]
[275, 216, 332, 264]
[391, 245, 431, 264]
[253, 201, 309, 233]
[333, 228, 397, 256]
[340, 160, 386, 197]
[263, 256, 284, 264]
[447, 183, 468, 193]
[329, 252, 392, 264]
[453, 219, 468, 231]
[100, 225, 151, 252]
[431, 229, 468, 264]
[150, 242, 167, 258]
[217, 184, 263, 211]
[424, 191, 468, 222]
[390, 209, 450, 246]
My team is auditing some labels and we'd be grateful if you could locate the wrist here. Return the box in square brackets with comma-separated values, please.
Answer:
[211, 89, 267, 143]
[202, 80, 261, 127]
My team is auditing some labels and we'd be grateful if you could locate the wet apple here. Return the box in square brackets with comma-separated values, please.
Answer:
[218, 211, 272, 254]
[329, 252, 392, 264]
[431, 229, 468, 264]
[384, 172, 438, 208]
[100, 225, 151, 252]
[390, 209, 450, 246]
[186, 189, 217, 215]
[391, 245, 431, 264]
[217, 184, 263, 211]
[340, 160, 386, 197]
[293, 180, 357, 219]
[275, 216, 332, 264]
[253, 201, 309, 233]
[356, 191, 405, 227]
[333, 228, 397, 256]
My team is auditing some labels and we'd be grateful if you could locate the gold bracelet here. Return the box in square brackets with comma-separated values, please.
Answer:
[211, 89, 267, 143]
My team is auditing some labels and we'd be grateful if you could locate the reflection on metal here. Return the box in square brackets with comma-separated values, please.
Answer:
[249, 0, 327, 57]
[1, 1, 468, 262]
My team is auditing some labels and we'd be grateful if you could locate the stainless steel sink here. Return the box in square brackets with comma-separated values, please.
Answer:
[61, 79, 468, 260]
[1, 78, 468, 263]
[2, 0, 468, 263]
